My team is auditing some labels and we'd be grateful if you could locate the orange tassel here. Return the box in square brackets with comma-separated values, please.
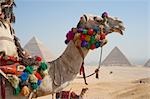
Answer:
[21, 86, 30, 96]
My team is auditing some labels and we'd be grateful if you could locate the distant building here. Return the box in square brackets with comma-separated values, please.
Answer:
[102, 46, 131, 66]
[24, 36, 54, 62]
[144, 59, 150, 67]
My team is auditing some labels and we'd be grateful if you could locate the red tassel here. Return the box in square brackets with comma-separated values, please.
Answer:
[1, 77, 6, 99]
[34, 72, 42, 80]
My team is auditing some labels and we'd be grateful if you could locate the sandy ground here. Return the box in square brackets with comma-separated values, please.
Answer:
[37, 66, 150, 99]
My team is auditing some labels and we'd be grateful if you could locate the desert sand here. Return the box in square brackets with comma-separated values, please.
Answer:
[36, 66, 150, 99]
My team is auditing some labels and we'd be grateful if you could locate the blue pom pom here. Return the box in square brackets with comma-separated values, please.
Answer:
[93, 26, 100, 33]
[95, 41, 101, 48]
[20, 72, 29, 82]
[37, 80, 42, 86]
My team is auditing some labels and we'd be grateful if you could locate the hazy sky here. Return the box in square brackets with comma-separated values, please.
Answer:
[13, 0, 149, 65]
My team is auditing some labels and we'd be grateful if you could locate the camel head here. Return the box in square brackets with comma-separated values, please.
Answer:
[101, 12, 125, 35]
[65, 12, 125, 50]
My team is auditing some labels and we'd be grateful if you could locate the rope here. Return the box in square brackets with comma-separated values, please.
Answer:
[77, 47, 103, 78]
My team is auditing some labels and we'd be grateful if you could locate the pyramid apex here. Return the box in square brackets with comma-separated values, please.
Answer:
[144, 59, 150, 67]
[24, 36, 54, 62]
[113, 46, 120, 50]
[102, 46, 131, 66]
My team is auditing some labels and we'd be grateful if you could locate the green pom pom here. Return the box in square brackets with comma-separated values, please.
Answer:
[39, 62, 48, 71]
[82, 29, 88, 34]
[13, 86, 21, 96]
[86, 43, 91, 49]
[31, 83, 38, 90]
[25, 66, 33, 74]
[90, 36, 96, 44]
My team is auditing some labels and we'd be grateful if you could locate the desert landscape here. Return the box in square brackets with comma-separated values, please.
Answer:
[36, 66, 150, 99]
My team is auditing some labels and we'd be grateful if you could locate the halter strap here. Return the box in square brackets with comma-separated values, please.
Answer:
[74, 41, 88, 85]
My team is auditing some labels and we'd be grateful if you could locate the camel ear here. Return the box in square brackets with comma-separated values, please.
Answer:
[77, 21, 82, 28]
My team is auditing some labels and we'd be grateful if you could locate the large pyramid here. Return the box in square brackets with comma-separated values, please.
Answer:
[24, 37, 54, 62]
[144, 59, 150, 67]
[102, 47, 131, 66]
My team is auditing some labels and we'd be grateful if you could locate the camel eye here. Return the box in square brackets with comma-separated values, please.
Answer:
[94, 16, 100, 23]
[93, 16, 97, 20]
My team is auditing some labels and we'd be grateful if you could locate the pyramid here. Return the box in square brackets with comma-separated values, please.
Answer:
[144, 59, 150, 67]
[24, 37, 54, 62]
[102, 47, 131, 66]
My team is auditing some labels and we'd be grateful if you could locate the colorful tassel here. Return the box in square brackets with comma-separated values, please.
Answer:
[13, 86, 21, 96]
[34, 72, 42, 80]
[21, 86, 30, 96]
[38, 62, 48, 71]
[8, 75, 19, 88]
[20, 72, 29, 82]
[29, 74, 38, 83]
[31, 83, 38, 90]
[25, 66, 33, 74]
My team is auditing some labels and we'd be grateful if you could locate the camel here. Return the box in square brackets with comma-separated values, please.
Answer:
[56, 87, 88, 99]
[0, 12, 125, 99]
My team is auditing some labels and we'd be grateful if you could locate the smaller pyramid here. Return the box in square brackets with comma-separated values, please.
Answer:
[102, 47, 131, 66]
[24, 37, 54, 62]
[144, 59, 150, 67]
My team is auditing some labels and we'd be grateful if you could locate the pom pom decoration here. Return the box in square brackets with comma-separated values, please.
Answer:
[20, 72, 29, 82]
[34, 72, 43, 80]
[85, 35, 91, 42]
[95, 34, 100, 41]
[66, 31, 75, 41]
[77, 28, 83, 33]
[21, 86, 30, 96]
[95, 41, 101, 48]
[102, 12, 108, 18]
[31, 83, 38, 90]
[80, 34, 86, 41]
[8, 75, 20, 88]
[90, 36, 96, 44]
[25, 66, 33, 74]
[73, 33, 80, 41]
[88, 29, 94, 36]
[90, 44, 96, 50]
[35, 56, 42, 62]
[38, 62, 48, 71]
[29, 74, 38, 83]
[93, 26, 100, 33]
[65, 27, 108, 50]
[4, 56, 47, 97]
[13, 86, 21, 96]
[65, 39, 69, 44]
[100, 33, 106, 40]
[81, 40, 88, 47]
[37, 80, 42, 86]
[82, 29, 88, 34]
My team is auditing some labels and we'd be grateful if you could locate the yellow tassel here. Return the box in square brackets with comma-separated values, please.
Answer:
[8, 75, 19, 88]
[21, 86, 30, 96]
[75, 39, 81, 47]
[29, 74, 38, 83]
[74, 33, 80, 41]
